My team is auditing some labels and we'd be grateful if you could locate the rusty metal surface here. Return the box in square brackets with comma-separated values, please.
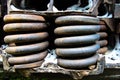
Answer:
[7, 0, 103, 17]
[0, 51, 105, 80]
[4, 14, 45, 23]
[7, 54, 103, 80]
[5, 41, 49, 55]
[99, 24, 107, 31]
[4, 32, 49, 43]
[100, 18, 114, 32]
[55, 34, 100, 47]
[29, 55, 105, 80]
[55, 44, 100, 58]
[99, 21, 106, 25]
[96, 40, 108, 47]
[97, 32, 108, 39]
[0, 0, 111, 79]
[8, 51, 48, 64]
[14, 60, 44, 69]
[55, 15, 100, 25]
[7, 0, 101, 17]
[57, 54, 99, 69]
[97, 47, 108, 54]
[4, 23, 47, 32]
[55, 25, 107, 36]
[9, 10, 96, 17]
[54, 25, 101, 35]
[2, 13, 49, 73]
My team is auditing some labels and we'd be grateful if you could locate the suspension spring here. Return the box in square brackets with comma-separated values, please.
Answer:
[4, 14, 49, 69]
[55, 15, 108, 69]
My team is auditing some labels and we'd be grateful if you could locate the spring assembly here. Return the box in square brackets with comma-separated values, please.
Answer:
[3, 14, 49, 69]
[55, 15, 108, 69]
[96, 21, 108, 54]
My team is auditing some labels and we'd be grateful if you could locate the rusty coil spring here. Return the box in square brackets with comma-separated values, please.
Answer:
[97, 47, 108, 54]
[5, 41, 49, 55]
[14, 60, 44, 69]
[96, 40, 108, 54]
[56, 44, 100, 58]
[4, 14, 45, 22]
[4, 23, 47, 33]
[55, 34, 100, 47]
[4, 32, 49, 43]
[96, 21, 108, 54]
[55, 15, 107, 69]
[96, 33, 108, 54]
[54, 25, 106, 36]
[55, 15, 100, 25]
[4, 14, 49, 69]
[8, 51, 48, 64]
[58, 54, 99, 69]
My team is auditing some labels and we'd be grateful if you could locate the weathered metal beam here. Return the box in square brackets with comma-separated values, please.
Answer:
[101, 18, 114, 32]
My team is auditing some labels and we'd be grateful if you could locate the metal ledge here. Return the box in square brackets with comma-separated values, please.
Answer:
[9, 10, 95, 17]
[0, 54, 105, 80]
[25, 55, 105, 80]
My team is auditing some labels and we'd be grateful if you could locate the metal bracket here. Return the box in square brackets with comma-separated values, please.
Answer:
[105, 34, 120, 68]
[0, 45, 15, 72]
[27, 54, 105, 80]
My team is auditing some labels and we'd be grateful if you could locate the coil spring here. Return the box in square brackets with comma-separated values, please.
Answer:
[4, 14, 49, 69]
[96, 21, 108, 54]
[55, 15, 108, 69]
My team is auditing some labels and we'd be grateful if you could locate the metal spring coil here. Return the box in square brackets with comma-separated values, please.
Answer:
[96, 21, 108, 54]
[3, 14, 49, 69]
[55, 15, 108, 69]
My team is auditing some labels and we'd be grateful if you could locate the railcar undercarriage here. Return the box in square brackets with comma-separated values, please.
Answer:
[0, 0, 120, 80]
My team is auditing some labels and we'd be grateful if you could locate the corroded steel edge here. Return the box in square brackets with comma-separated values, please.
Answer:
[0, 53, 105, 80]
[9, 10, 96, 17]
[30, 55, 105, 80]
